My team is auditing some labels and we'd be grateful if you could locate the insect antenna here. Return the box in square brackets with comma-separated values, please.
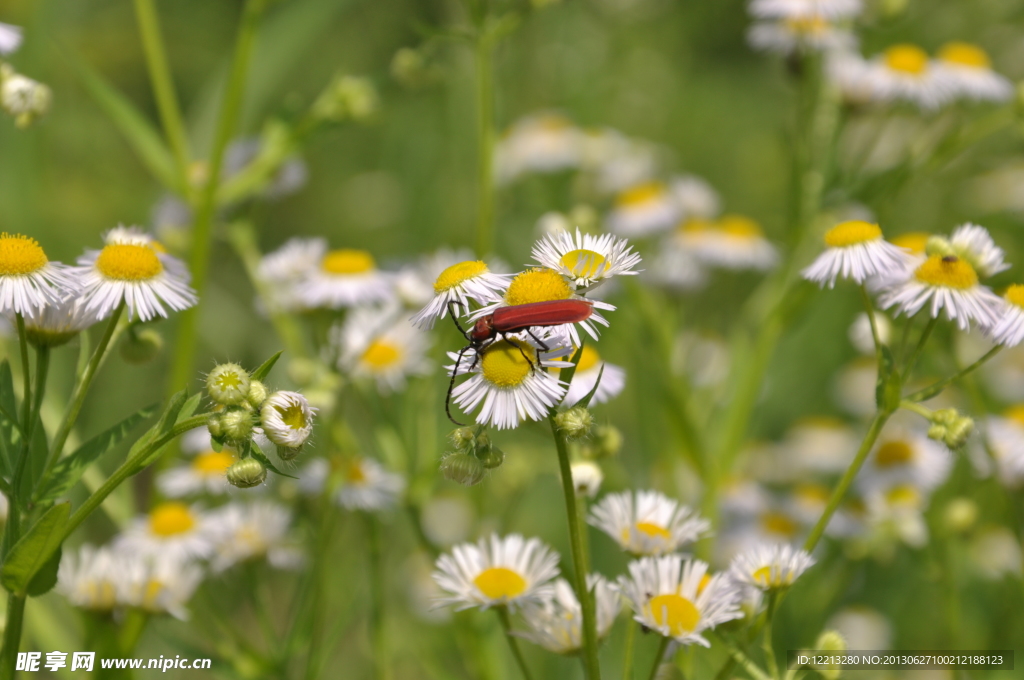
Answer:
[447, 300, 473, 342]
[446, 343, 472, 426]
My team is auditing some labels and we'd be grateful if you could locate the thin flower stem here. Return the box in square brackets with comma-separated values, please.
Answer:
[803, 410, 891, 553]
[474, 32, 495, 258]
[904, 345, 1003, 403]
[14, 314, 31, 444]
[763, 592, 779, 680]
[496, 607, 533, 680]
[550, 416, 601, 680]
[903, 316, 938, 378]
[10, 347, 49, 517]
[168, 0, 268, 396]
[622, 619, 637, 680]
[0, 593, 26, 680]
[646, 636, 671, 680]
[709, 633, 772, 680]
[860, 285, 883, 359]
[367, 514, 392, 680]
[5, 315, 32, 549]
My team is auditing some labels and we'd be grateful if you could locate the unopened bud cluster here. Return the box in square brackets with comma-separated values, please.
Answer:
[927, 408, 974, 449]
[312, 75, 378, 123]
[440, 427, 504, 486]
[554, 406, 594, 441]
[1, 64, 51, 129]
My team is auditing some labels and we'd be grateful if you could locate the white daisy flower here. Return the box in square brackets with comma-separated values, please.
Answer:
[670, 175, 721, 221]
[74, 240, 197, 321]
[0, 65, 51, 127]
[432, 533, 560, 611]
[114, 502, 216, 561]
[864, 231, 930, 294]
[982, 410, 1024, 487]
[57, 545, 122, 612]
[801, 221, 910, 288]
[257, 237, 327, 312]
[0, 22, 22, 55]
[301, 248, 394, 309]
[687, 215, 778, 271]
[15, 290, 98, 348]
[0, 232, 77, 318]
[157, 433, 238, 498]
[446, 335, 573, 430]
[948, 223, 1009, 278]
[589, 490, 710, 556]
[857, 425, 952, 494]
[531, 228, 642, 290]
[495, 112, 583, 184]
[605, 181, 682, 237]
[410, 259, 509, 329]
[562, 344, 626, 406]
[617, 555, 742, 647]
[861, 44, 953, 110]
[334, 308, 432, 394]
[520, 576, 621, 654]
[878, 254, 1003, 331]
[934, 42, 1013, 103]
[570, 461, 604, 498]
[117, 553, 204, 620]
[207, 501, 302, 572]
[336, 457, 407, 511]
[748, 0, 862, 20]
[260, 390, 317, 449]
[862, 482, 929, 548]
[103, 224, 191, 282]
[728, 543, 815, 590]
[848, 312, 893, 355]
[747, 18, 857, 55]
[394, 247, 475, 309]
[783, 484, 862, 538]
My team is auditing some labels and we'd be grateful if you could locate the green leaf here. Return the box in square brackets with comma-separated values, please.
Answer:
[573, 364, 605, 410]
[0, 361, 18, 477]
[176, 392, 204, 424]
[250, 439, 298, 479]
[26, 546, 62, 598]
[156, 389, 189, 436]
[251, 351, 283, 382]
[1, 502, 70, 596]
[33, 405, 158, 505]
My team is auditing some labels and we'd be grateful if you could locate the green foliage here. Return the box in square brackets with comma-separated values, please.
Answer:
[0, 503, 70, 597]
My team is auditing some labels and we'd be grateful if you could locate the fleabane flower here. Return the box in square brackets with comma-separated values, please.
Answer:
[57, 545, 122, 612]
[687, 215, 778, 271]
[337, 457, 407, 511]
[260, 391, 317, 449]
[301, 248, 394, 309]
[495, 112, 583, 184]
[982, 406, 1024, 487]
[16, 290, 97, 348]
[728, 543, 815, 591]
[858, 425, 953, 494]
[520, 576, 621, 654]
[946, 223, 1009, 278]
[747, 17, 856, 55]
[447, 336, 573, 430]
[571, 461, 604, 498]
[990, 285, 1024, 347]
[410, 260, 509, 329]
[670, 175, 721, 221]
[605, 181, 681, 237]
[0, 233, 77, 318]
[561, 345, 626, 406]
[74, 241, 197, 321]
[157, 428, 239, 498]
[531, 228, 642, 290]
[334, 308, 432, 394]
[207, 501, 302, 572]
[394, 247, 474, 309]
[257, 237, 327, 312]
[617, 555, 742, 647]
[114, 502, 216, 561]
[879, 254, 1003, 330]
[117, 554, 204, 620]
[589, 490, 711, 556]
[863, 44, 952, 110]
[748, 0, 862, 20]
[103, 224, 189, 280]
[934, 42, 1013, 103]
[432, 533, 560, 611]
[802, 221, 909, 288]
[0, 22, 23, 55]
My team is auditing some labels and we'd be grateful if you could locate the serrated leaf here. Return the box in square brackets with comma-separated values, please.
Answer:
[26, 546, 62, 597]
[250, 351, 283, 382]
[1, 503, 70, 596]
[33, 405, 158, 505]
[250, 439, 298, 479]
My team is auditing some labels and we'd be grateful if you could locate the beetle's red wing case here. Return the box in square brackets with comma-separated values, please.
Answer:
[490, 300, 594, 331]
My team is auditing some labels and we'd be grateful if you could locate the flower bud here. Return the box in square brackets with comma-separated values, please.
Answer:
[246, 380, 269, 410]
[571, 461, 603, 498]
[261, 391, 316, 448]
[450, 427, 476, 450]
[207, 414, 225, 440]
[813, 630, 846, 680]
[220, 408, 254, 444]
[206, 363, 251, 406]
[276, 444, 303, 462]
[477, 445, 505, 470]
[226, 458, 267, 489]
[390, 48, 431, 89]
[312, 75, 378, 123]
[440, 451, 486, 486]
[925, 236, 956, 259]
[927, 408, 974, 448]
[120, 328, 164, 364]
[554, 406, 593, 441]
[590, 424, 623, 459]
[944, 497, 979, 534]
[0, 64, 52, 128]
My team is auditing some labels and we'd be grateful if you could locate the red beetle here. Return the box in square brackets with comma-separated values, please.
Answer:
[445, 299, 594, 425]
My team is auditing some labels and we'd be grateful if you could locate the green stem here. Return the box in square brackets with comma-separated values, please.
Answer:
[902, 316, 937, 378]
[132, 0, 191, 192]
[803, 410, 891, 553]
[860, 286, 883, 360]
[14, 314, 31, 444]
[496, 607, 533, 680]
[550, 416, 601, 680]
[709, 633, 772, 680]
[646, 636, 670, 680]
[622, 620, 637, 680]
[10, 347, 49, 515]
[763, 593, 779, 680]
[0, 593, 26, 680]
[904, 345, 1002, 402]
[118, 610, 149, 654]
[367, 515, 391, 680]
[474, 32, 495, 257]
[6, 316, 36, 550]
[167, 0, 267, 396]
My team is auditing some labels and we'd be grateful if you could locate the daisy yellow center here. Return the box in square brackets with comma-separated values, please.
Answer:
[634, 521, 672, 540]
[752, 566, 791, 588]
[697, 574, 711, 595]
[149, 502, 195, 537]
[884, 44, 929, 75]
[275, 402, 307, 430]
[560, 249, 608, 279]
[576, 345, 601, 372]
[95, 244, 163, 281]
[795, 483, 830, 504]
[647, 593, 700, 636]
[538, 114, 572, 131]
[784, 16, 829, 36]
[914, 255, 978, 289]
[149, 240, 168, 254]
[892, 232, 930, 254]
[0, 233, 48, 275]
[1003, 405, 1024, 426]
[875, 440, 913, 467]
[938, 42, 990, 69]
[347, 461, 368, 484]
[480, 339, 535, 388]
[505, 268, 572, 305]
[143, 580, 165, 609]
[215, 371, 244, 392]
[824, 221, 882, 247]
[1004, 285, 1024, 310]
[434, 260, 488, 293]
[718, 215, 764, 239]
[85, 580, 117, 609]
[473, 567, 527, 600]
[362, 339, 402, 369]
[760, 512, 798, 537]
[616, 182, 665, 207]
[886, 484, 920, 507]
[321, 249, 375, 275]
[192, 451, 235, 475]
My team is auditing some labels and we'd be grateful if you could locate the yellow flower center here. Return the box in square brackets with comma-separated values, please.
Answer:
[480, 339, 536, 388]
[1003, 404, 1024, 426]
[938, 42, 991, 69]
[192, 451, 236, 475]
[718, 215, 764, 239]
[559, 249, 608, 280]
[646, 593, 700, 636]
[361, 339, 402, 370]
[795, 483, 830, 505]
[95, 244, 164, 281]
[886, 484, 920, 507]
[321, 249, 375, 275]
[634, 521, 672, 540]
[1004, 284, 1024, 310]
[914, 255, 978, 289]
[84, 580, 117, 609]
[824, 221, 882, 248]
[346, 460, 368, 484]
[505, 268, 572, 306]
[616, 182, 666, 207]
[434, 260, 488, 293]
[473, 567, 527, 600]
[0, 233, 48, 275]
[760, 512, 798, 537]
[575, 345, 601, 373]
[784, 16, 829, 36]
[875, 440, 913, 467]
[697, 574, 711, 595]
[752, 566, 792, 588]
[149, 502, 196, 537]
[214, 371, 244, 392]
[275, 402, 308, 430]
[891, 232, 930, 254]
[142, 579, 165, 609]
[884, 44, 929, 75]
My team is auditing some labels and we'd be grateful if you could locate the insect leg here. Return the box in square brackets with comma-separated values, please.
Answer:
[446, 344, 471, 426]
[525, 326, 551, 352]
[501, 332, 538, 372]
